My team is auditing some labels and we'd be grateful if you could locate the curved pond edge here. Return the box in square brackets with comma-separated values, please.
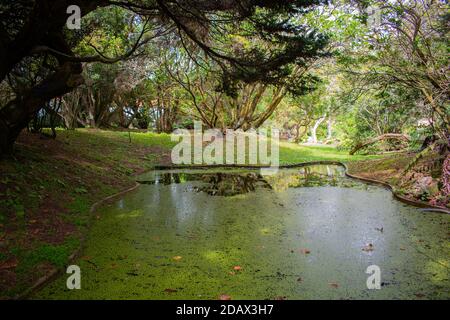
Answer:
[17, 182, 141, 300]
[153, 161, 449, 213]
[342, 164, 450, 214]
[20, 161, 448, 299]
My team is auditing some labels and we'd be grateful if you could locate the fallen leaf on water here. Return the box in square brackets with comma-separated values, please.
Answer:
[362, 244, 374, 252]
[164, 288, 178, 293]
[219, 294, 231, 300]
[173, 256, 183, 261]
[233, 266, 242, 271]
[329, 282, 339, 288]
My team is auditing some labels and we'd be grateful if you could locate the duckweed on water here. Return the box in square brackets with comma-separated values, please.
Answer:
[35, 165, 450, 299]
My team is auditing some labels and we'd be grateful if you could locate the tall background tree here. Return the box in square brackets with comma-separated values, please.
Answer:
[0, 0, 327, 154]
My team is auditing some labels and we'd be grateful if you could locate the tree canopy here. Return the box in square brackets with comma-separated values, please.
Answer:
[0, 0, 448, 155]
[0, 0, 329, 154]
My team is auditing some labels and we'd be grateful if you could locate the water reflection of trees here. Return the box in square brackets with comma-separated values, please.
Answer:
[195, 173, 272, 196]
[138, 166, 350, 196]
[138, 173, 194, 185]
[266, 171, 339, 192]
[138, 172, 271, 196]
[265, 166, 344, 192]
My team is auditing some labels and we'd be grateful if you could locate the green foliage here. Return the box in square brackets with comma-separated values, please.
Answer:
[16, 238, 80, 271]
[74, 187, 88, 194]
[67, 197, 90, 215]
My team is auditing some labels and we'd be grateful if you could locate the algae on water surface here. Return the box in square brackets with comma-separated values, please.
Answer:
[35, 165, 450, 299]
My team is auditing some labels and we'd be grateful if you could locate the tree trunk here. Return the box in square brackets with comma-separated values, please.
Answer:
[294, 124, 300, 142]
[0, 61, 83, 155]
[326, 116, 333, 140]
[349, 133, 411, 155]
[310, 115, 326, 144]
[0, 1, 111, 155]
[253, 86, 286, 129]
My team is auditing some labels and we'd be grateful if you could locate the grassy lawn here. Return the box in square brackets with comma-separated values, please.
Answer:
[278, 142, 378, 164]
[0, 128, 381, 298]
[108, 129, 379, 164]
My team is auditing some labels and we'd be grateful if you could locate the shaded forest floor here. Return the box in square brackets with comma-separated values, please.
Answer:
[0, 129, 172, 298]
[0, 129, 445, 298]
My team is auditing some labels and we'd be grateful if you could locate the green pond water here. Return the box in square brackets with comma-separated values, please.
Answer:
[35, 165, 450, 299]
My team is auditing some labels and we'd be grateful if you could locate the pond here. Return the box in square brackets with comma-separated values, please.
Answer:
[35, 165, 450, 299]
